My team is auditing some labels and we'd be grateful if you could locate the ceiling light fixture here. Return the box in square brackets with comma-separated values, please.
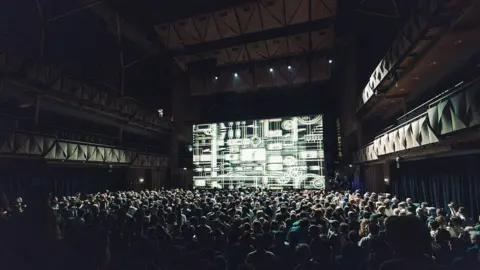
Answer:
[269, 68, 274, 73]
[288, 65, 292, 70]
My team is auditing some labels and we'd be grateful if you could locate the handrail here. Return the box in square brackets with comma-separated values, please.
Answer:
[0, 50, 172, 131]
[395, 79, 473, 124]
[356, 0, 473, 112]
[358, 75, 480, 150]
[0, 128, 168, 157]
[122, 96, 160, 115]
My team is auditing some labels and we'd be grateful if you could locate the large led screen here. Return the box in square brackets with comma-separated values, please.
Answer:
[193, 115, 325, 189]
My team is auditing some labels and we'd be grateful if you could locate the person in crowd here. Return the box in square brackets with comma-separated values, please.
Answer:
[432, 228, 454, 269]
[336, 230, 362, 270]
[384, 216, 438, 269]
[457, 206, 475, 226]
[246, 234, 276, 270]
[294, 243, 325, 270]
[0, 187, 479, 270]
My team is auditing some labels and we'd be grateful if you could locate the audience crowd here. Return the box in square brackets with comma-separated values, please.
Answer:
[0, 187, 479, 270]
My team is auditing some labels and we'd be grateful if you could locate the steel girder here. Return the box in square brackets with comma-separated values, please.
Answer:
[353, 77, 480, 163]
[356, 0, 473, 115]
[154, 0, 337, 69]
[0, 50, 172, 132]
[156, 0, 336, 49]
[0, 130, 169, 168]
[189, 54, 330, 95]
[174, 27, 333, 70]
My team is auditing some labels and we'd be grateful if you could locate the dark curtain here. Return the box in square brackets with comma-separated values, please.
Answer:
[0, 163, 128, 199]
[391, 154, 480, 220]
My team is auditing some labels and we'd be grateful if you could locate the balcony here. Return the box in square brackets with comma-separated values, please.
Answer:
[356, 0, 479, 121]
[354, 74, 480, 163]
[0, 50, 173, 134]
[0, 129, 169, 168]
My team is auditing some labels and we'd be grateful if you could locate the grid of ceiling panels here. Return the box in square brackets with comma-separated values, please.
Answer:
[154, 0, 336, 50]
[174, 28, 334, 70]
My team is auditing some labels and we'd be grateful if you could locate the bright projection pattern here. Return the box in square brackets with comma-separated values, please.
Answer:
[193, 115, 325, 189]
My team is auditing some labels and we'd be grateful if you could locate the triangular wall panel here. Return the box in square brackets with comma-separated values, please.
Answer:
[259, 1, 284, 30]
[174, 19, 201, 45]
[266, 38, 286, 57]
[214, 9, 241, 39]
[192, 15, 210, 41]
[286, 0, 309, 25]
[312, 0, 337, 20]
[168, 24, 184, 49]
[235, 4, 263, 34]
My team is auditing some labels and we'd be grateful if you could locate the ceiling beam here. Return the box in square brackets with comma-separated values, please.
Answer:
[88, 2, 159, 54]
[166, 18, 333, 57]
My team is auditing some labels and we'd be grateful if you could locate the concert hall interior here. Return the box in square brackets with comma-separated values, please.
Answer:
[3, 1, 480, 270]
[0, 0, 480, 196]
[1, 0, 480, 223]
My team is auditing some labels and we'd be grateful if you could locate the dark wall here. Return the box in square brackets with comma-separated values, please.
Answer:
[323, 113, 340, 178]
[0, 161, 129, 199]
[391, 154, 480, 220]
[191, 82, 337, 124]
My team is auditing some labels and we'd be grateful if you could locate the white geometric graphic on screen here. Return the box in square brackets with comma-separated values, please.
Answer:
[312, 125, 322, 133]
[267, 164, 283, 171]
[294, 174, 324, 189]
[268, 156, 283, 163]
[299, 151, 318, 159]
[268, 130, 282, 137]
[250, 136, 262, 147]
[268, 171, 293, 185]
[282, 120, 294, 130]
[304, 134, 323, 143]
[240, 149, 266, 161]
[262, 176, 269, 186]
[192, 114, 324, 189]
[283, 156, 297, 166]
[296, 115, 323, 125]
[287, 167, 303, 177]
[267, 143, 282, 150]
[311, 178, 326, 189]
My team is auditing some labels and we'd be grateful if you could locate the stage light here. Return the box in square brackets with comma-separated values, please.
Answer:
[214, 76, 218, 80]
[183, 167, 187, 171]
[269, 68, 273, 73]
[138, 178, 145, 183]
[288, 65, 292, 70]
[234, 73, 238, 77]
[328, 59, 333, 64]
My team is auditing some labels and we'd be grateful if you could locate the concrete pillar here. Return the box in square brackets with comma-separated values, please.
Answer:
[169, 70, 188, 188]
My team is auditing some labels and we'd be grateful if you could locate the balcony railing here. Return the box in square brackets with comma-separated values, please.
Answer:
[356, 0, 472, 114]
[0, 129, 170, 168]
[0, 50, 173, 133]
[354, 75, 480, 163]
